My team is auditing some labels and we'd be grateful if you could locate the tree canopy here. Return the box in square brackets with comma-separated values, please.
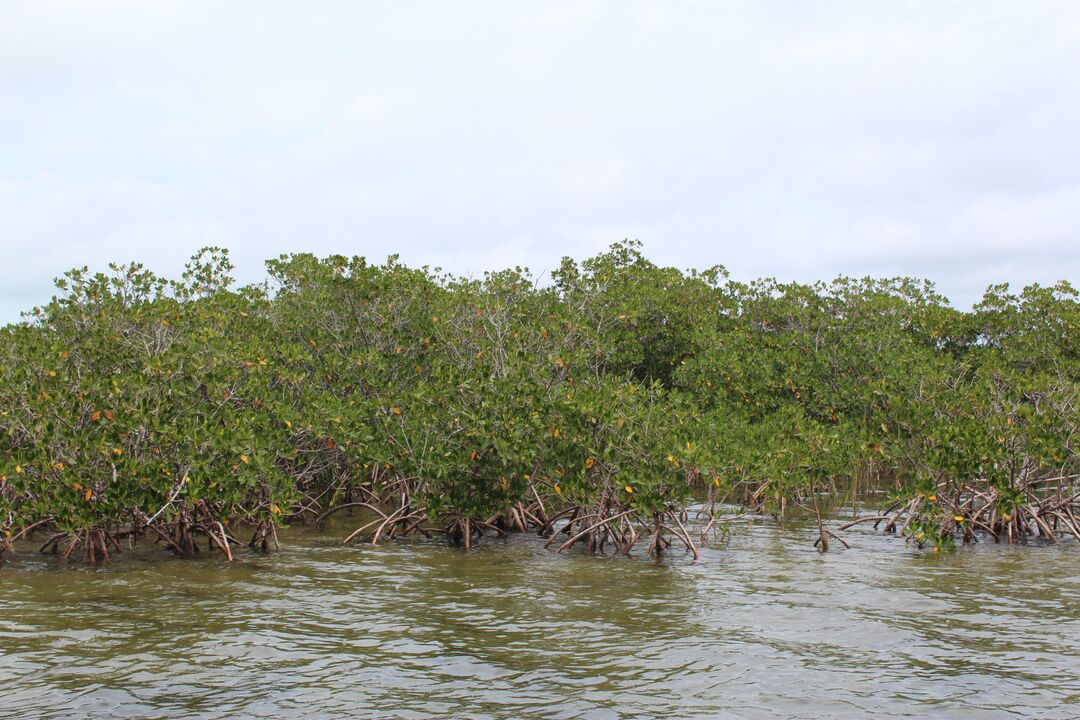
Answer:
[1, 242, 1076, 561]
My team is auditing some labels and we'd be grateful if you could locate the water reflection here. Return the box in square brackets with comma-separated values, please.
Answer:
[1, 520, 1078, 719]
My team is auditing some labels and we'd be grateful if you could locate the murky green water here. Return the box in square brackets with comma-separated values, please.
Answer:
[1, 518, 1078, 719]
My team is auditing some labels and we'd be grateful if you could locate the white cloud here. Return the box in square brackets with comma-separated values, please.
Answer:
[1, 0, 1078, 322]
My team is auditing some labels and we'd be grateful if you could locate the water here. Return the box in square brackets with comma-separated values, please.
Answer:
[1, 518, 1078, 719]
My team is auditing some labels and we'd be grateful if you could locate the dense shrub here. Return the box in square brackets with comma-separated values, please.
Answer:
[1, 242, 1076, 560]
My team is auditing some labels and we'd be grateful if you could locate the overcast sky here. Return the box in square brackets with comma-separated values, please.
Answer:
[2, 0, 1078, 323]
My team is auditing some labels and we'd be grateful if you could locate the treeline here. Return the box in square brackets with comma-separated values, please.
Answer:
[0, 242, 1077, 561]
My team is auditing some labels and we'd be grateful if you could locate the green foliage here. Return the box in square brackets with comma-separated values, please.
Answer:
[0, 244, 1076, 560]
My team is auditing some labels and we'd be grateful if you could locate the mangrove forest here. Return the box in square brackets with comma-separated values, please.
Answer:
[1, 241, 1077, 562]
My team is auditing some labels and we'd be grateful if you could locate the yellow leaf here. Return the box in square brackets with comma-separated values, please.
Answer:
[953, 515, 964, 522]
[52, 462, 64, 471]
[47, 370, 56, 377]
[285, 420, 292, 428]
[240, 455, 249, 464]
[585, 458, 595, 469]
[85, 488, 92, 501]
[553, 428, 560, 439]
[554, 484, 561, 495]
[271, 504, 281, 515]
[392, 407, 402, 415]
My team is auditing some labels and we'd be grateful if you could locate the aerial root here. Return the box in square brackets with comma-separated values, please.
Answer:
[832, 474, 1080, 549]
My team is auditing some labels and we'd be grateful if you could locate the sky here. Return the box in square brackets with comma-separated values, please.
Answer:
[2, 0, 1078, 323]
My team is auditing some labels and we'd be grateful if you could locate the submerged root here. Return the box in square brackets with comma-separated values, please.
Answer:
[834, 473, 1080, 550]
[32, 527, 120, 564]
[547, 505, 700, 560]
[343, 502, 429, 545]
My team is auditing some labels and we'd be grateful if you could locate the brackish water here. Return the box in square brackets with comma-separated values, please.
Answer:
[1, 519, 1078, 719]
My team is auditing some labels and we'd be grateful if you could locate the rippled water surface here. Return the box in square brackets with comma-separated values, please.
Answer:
[2, 519, 1079, 719]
